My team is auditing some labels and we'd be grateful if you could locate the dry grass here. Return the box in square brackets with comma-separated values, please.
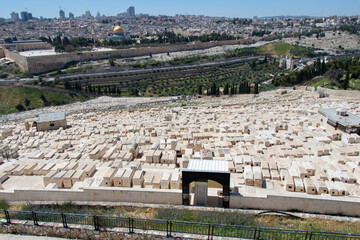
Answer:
[256, 215, 360, 234]
[7, 203, 360, 234]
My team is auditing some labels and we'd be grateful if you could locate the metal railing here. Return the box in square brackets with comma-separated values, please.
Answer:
[0, 209, 359, 240]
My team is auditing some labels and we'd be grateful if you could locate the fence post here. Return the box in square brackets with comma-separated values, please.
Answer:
[254, 228, 260, 240]
[32, 211, 38, 226]
[207, 224, 211, 240]
[211, 225, 214, 240]
[166, 220, 170, 237]
[169, 221, 172, 237]
[93, 215, 99, 231]
[308, 231, 313, 240]
[61, 213, 68, 228]
[4, 210, 10, 224]
[128, 217, 133, 233]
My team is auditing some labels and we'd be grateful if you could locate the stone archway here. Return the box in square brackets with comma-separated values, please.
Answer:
[182, 167, 230, 208]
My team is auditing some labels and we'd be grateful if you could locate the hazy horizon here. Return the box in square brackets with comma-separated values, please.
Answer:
[1, 0, 359, 19]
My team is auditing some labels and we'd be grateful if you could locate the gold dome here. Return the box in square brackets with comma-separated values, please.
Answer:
[113, 26, 124, 33]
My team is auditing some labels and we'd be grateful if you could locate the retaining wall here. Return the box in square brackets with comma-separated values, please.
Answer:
[0, 187, 359, 216]
[0, 187, 183, 205]
[230, 194, 360, 216]
[316, 87, 360, 99]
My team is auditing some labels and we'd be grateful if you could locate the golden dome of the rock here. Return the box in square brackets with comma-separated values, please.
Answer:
[113, 26, 124, 33]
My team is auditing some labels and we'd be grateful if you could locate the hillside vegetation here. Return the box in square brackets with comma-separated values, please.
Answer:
[258, 42, 317, 58]
[0, 86, 91, 114]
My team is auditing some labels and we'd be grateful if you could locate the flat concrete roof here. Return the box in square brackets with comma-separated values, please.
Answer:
[19, 49, 60, 57]
[185, 159, 229, 173]
[319, 108, 360, 127]
[38, 112, 66, 123]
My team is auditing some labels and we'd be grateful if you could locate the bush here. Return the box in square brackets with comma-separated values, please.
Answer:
[0, 200, 9, 209]
[15, 103, 25, 112]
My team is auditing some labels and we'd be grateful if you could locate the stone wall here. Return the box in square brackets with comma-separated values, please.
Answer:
[3, 49, 29, 72]
[0, 187, 183, 205]
[13, 39, 244, 74]
[0, 222, 173, 240]
[230, 194, 360, 216]
[317, 87, 360, 99]
[37, 119, 67, 131]
[0, 187, 359, 216]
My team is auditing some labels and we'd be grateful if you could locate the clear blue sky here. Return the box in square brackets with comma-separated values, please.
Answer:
[1, 0, 359, 19]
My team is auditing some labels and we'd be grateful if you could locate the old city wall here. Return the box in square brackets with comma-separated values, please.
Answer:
[26, 53, 82, 74]
[3, 49, 29, 72]
[24, 39, 242, 74]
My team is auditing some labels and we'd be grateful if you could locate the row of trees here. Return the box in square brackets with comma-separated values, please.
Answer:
[273, 57, 360, 90]
[273, 58, 327, 86]
[63, 80, 141, 96]
[140, 32, 237, 45]
[40, 31, 238, 52]
[198, 81, 257, 96]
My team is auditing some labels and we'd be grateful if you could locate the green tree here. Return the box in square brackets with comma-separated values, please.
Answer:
[254, 82, 259, 94]
[343, 71, 350, 90]
[197, 85, 203, 95]
[211, 82, 217, 96]
[24, 98, 30, 108]
[15, 104, 25, 112]
[129, 87, 139, 96]
[223, 83, 229, 95]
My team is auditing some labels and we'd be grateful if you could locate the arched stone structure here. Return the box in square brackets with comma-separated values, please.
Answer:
[182, 169, 230, 208]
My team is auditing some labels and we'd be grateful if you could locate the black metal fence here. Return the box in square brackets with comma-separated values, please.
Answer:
[0, 209, 359, 240]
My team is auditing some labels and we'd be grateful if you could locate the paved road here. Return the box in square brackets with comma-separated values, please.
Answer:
[0, 234, 69, 240]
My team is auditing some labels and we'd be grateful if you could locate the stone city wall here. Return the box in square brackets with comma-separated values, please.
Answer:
[230, 194, 360, 216]
[3, 49, 29, 72]
[21, 39, 242, 74]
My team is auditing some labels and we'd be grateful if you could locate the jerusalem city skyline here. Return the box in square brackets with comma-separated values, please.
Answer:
[1, 0, 359, 19]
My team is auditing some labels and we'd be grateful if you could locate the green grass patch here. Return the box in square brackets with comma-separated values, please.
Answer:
[309, 76, 360, 90]
[309, 77, 330, 87]
[0, 86, 91, 114]
[258, 42, 292, 57]
[258, 42, 316, 58]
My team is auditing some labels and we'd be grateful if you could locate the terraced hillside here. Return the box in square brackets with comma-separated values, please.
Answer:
[59, 58, 283, 96]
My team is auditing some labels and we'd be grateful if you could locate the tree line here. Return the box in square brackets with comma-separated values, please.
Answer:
[273, 57, 360, 90]
[198, 81, 257, 96]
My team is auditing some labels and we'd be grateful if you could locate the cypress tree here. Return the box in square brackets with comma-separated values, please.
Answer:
[223, 83, 229, 95]
[197, 85, 203, 95]
[254, 82, 259, 95]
